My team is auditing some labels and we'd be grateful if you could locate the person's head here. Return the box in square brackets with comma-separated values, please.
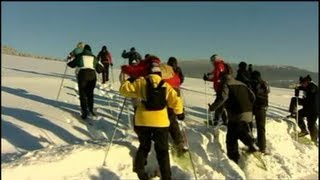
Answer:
[248, 64, 253, 71]
[238, 61, 247, 70]
[251, 70, 261, 81]
[220, 63, 233, 80]
[301, 75, 312, 87]
[77, 42, 85, 49]
[210, 54, 223, 66]
[145, 54, 150, 59]
[102, 46, 107, 51]
[149, 61, 162, 77]
[167, 57, 178, 67]
[83, 44, 92, 52]
[130, 47, 135, 51]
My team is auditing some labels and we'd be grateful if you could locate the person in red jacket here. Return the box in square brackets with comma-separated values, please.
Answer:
[97, 46, 113, 85]
[203, 54, 228, 126]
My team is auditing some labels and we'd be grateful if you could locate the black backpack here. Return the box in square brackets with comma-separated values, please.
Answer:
[142, 78, 167, 111]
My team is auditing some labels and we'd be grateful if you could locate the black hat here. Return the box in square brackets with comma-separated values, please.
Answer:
[238, 61, 247, 69]
[102, 46, 107, 50]
[130, 47, 135, 51]
[84, 45, 92, 52]
[301, 75, 312, 83]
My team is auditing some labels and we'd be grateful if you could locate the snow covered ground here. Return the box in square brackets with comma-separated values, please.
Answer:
[1, 54, 318, 180]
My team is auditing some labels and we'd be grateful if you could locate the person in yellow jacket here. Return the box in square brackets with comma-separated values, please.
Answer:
[119, 61, 184, 180]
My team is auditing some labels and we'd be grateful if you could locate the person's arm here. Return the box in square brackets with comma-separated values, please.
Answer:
[176, 67, 184, 84]
[209, 81, 229, 112]
[121, 50, 128, 58]
[107, 52, 113, 65]
[119, 77, 144, 99]
[166, 83, 184, 115]
[67, 54, 79, 68]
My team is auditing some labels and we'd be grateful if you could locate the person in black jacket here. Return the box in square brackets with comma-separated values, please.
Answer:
[166, 56, 188, 154]
[208, 63, 259, 163]
[122, 47, 142, 65]
[67, 44, 104, 120]
[236, 61, 252, 88]
[297, 75, 319, 144]
[251, 71, 270, 154]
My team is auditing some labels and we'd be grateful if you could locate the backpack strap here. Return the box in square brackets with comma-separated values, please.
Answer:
[157, 80, 165, 89]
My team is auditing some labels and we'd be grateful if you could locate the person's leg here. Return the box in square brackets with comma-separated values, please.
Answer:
[238, 121, 258, 152]
[221, 107, 228, 124]
[255, 108, 266, 152]
[153, 127, 171, 180]
[105, 63, 110, 82]
[87, 78, 97, 114]
[133, 127, 152, 179]
[288, 97, 297, 117]
[226, 122, 240, 163]
[298, 109, 308, 135]
[168, 108, 184, 147]
[213, 106, 223, 126]
[77, 72, 88, 119]
[307, 113, 318, 143]
[102, 63, 107, 84]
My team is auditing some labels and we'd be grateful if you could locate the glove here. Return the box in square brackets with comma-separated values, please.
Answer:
[203, 73, 208, 81]
[208, 103, 214, 112]
[127, 77, 136, 83]
[177, 113, 185, 121]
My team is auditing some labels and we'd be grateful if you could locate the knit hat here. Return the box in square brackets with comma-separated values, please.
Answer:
[210, 54, 223, 62]
[77, 42, 85, 49]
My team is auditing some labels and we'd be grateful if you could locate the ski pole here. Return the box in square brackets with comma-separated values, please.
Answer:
[102, 97, 127, 166]
[111, 66, 115, 87]
[56, 64, 68, 102]
[295, 96, 299, 141]
[204, 81, 209, 127]
[178, 121, 198, 180]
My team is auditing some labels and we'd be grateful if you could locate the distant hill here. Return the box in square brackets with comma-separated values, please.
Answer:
[179, 59, 318, 89]
[1, 45, 63, 61]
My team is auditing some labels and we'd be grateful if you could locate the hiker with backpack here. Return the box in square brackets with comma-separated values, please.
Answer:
[122, 47, 142, 65]
[67, 44, 104, 120]
[251, 70, 270, 154]
[208, 63, 259, 164]
[119, 58, 184, 180]
[236, 61, 252, 88]
[203, 54, 228, 126]
[97, 45, 113, 85]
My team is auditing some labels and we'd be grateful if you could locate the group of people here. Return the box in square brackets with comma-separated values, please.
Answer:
[203, 55, 270, 163]
[66, 42, 318, 180]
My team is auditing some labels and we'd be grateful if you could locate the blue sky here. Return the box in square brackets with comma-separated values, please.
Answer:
[1, 2, 318, 72]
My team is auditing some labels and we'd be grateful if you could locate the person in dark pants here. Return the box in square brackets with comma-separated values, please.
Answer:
[296, 75, 319, 144]
[97, 46, 113, 85]
[166, 57, 188, 153]
[67, 44, 104, 120]
[251, 70, 270, 154]
[119, 59, 184, 180]
[208, 63, 259, 163]
[287, 76, 305, 118]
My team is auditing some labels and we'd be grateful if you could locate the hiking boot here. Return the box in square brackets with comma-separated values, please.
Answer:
[81, 111, 88, 120]
[90, 111, 97, 117]
[298, 131, 309, 137]
[136, 170, 149, 180]
[247, 143, 259, 153]
[260, 149, 271, 155]
[175, 142, 189, 156]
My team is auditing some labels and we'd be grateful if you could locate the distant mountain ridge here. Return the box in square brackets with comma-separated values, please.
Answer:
[179, 59, 318, 88]
[1, 45, 317, 88]
[1, 45, 63, 61]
